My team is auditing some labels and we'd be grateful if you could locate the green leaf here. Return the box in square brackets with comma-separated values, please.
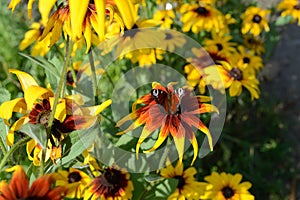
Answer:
[58, 123, 99, 165]
[0, 119, 8, 151]
[143, 178, 178, 200]
[0, 88, 11, 104]
[19, 123, 47, 148]
[275, 15, 293, 26]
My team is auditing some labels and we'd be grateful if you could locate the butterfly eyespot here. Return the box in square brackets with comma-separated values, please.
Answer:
[151, 89, 159, 98]
[175, 88, 185, 97]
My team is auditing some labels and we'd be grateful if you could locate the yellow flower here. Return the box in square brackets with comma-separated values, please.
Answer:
[180, 3, 226, 33]
[241, 6, 270, 36]
[204, 61, 260, 100]
[116, 82, 217, 165]
[19, 22, 52, 56]
[84, 166, 134, 200]
[159, 29, 186, 52]
[161, 161, 207, 200]
[204, 31, 236, 57]
[125, 48, 165, 67]
[230, 46, 263, 73]
[243, 35, 265, 55]
[277, 0, 300, 25]
[54, 168, 91, 199]
[153, 9, 176, 29]
[0, 69, 112, 164]
[202, 172, 254, 200]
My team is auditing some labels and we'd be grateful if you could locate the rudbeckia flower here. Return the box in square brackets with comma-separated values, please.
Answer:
[277, 0, 300, 25]
[40, 0, 137, 52]
[84, 166, 134, 200]
[159, 29, 186, 52]
[231, 45, 263, 73]
[0, 69, 112, 164]
[160, 161, 207, 200]
[204, 61, 260, 100]
[116, 82, 218, 164]
[0, 165, 67, 200]
[19, 21, 51, 56]
[202, 172, 255, 200]
[124, 48, 165, 67]
[241, 6, 270, 36]
[243, 35, 265, 55]
[153, 9, 176, 29]
[204, 31, 237, 57]
[180, 3, 225, 33]
[54, 168, 91, 199]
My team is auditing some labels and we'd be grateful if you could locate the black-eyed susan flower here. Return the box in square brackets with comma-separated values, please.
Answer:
[161, 161, 207, 199]
[116, 82, 218, 164]
[159, 29, 186, 52]
[85, 166, 134, 200]
[202, 172, 255, 200]
[0, 69, 112, 164]
[241, 6, 270, 36]
[153, 9, 176, 29]
[204, 31, 237, 57]
[184, 47, 228, 94]
[204, 61, 260, 100]
[54, 168, 91, 199]
[243, 35, 265, 55]
[19, 21, 52, 56]
[180, 2, 225, 33]
[0, 165, 67, 200]
[231, 45, 263, 73]
[277, 0, 300, 25]
[40, 0, 137, 52]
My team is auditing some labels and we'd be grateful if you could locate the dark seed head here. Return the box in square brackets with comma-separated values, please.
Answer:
[68, 171, 82, 183]
[222, 186, 235, 198]
[252, 14, 262, 23]
[194, 6, 208, 16]
[216, 43, 223, 51]
[229, 67, 243, 81]
[174, 175, 185, 189]
[243, 57, 250, 64]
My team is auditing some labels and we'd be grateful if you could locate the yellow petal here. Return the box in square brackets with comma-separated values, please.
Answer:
[69, 0, 89, 40]
[114, 0, 137, 29]
[94, 0, 105, 41]
[19, 29, 40, 51]
[83, 24, 92, 53]
[135, 126, 153, 158]
[143, 127, 167, 154]
[9, 69, 38, 91]
[26, 139, 37, 161]
[173, 135, 185, 164]
[0, 98, 27, 122]
[24, 86, 54, 111]
[8, 0, 21, 12]
[27, 0, 35, 19]
[84, 99, 112, 116]
[7, 116, 29, 146]
[38, 0, 56, 23]
[189, 136, 198, 165]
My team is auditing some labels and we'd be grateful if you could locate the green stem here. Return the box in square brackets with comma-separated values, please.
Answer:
[0, 137, 7, 155]
[42, 39, 72, 175]
[88, 50, 98, 104]
[0, 136, 31, 171]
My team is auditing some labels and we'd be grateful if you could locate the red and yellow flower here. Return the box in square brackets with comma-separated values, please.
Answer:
[116, 82, 218, 164]
[0, 165, 67, 200]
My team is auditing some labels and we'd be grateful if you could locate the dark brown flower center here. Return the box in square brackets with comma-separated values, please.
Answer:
[123, 24, 140, 38]
[222, 186, 235, 198]
[39, 25, 45, 35]
[229, 67, 243, 80]
[68, 171, 82, 183]
[252, 14, 262, 23]
[216, 43, 223, 51]
[66, 70, 78, 86]
[194, 6, 208, 16]
[174, 175, 185, 190]
[37, 110, 51, 127]
[92, 168, 128, 198]
[294, 4, 300, 10]
[165, 33, 173, 40]
[243, 57, 250, 64]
